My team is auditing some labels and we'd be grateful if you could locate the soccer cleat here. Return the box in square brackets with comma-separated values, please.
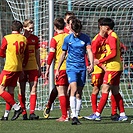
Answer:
[78, 115, 83, 119]
[56, 116, 69, 122]
[84, 114, 101, 121]
[111, 113, 119, 121]
[29, 113, 39, 120]
[1, 116, 8, 121]
[43, 107, 50, 118]
[11, 108, 22, 121]
[71, 117, 81, 125]
[84, 114, 95, 120]
[118, 115, 128, 121]
[23, 114, 28, 120]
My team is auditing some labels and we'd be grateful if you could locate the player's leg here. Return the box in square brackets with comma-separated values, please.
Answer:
[84, 73, 103, 120]
[1, 86, 14, 121]
[75, 86, 83, 120]
[29, 76, 39, 120]
[111, 89, 128, 121]
[56, 85, 68, 122]
[55, 70, 69, 122]
[43, 86, 58, 118]
[71, 70, 86, 125]
[94, 83, 110, 121]
[28, 80, 39, 120]
[18, 81, 28, 120]
[111, 71, 128, 121]
[0, 71, 22, 121]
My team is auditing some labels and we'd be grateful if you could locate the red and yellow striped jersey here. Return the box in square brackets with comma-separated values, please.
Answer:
[105, 32, 123, 71]
[1, 33, 27, 72]
[50, 32, 68, 70]
[23, 34, 39, 70]
[91, 34, 106, 74]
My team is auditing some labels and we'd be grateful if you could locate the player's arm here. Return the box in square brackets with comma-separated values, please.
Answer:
[86, 45, 94, 73]
[55, 50, 67, 79]
[45, 38, 57, 79]
[99, 36, 117, 63]
[35, 48, 42, 77]
[35, 38, 42, 77]
[91, 39, 105, 68]
[0, 37, 7, 58]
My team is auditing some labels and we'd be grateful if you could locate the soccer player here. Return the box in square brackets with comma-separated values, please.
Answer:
[45, 17, 69, 122]
[17, 19, 41, 120]
[84, 18, 107, 120]
[0, 20, 27, 121]
[43, 11, 76, 119]
[84, 18, 119, 121]
[92, 17, 128, 121]
[55, 18, 94, 125]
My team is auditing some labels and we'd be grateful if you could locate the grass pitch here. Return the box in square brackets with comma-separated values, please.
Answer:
[0, 105, 133, 133]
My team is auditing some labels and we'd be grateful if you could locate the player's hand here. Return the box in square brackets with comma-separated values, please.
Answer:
[94, 59, 99, 65]
[55, 70, 59, 80]
[87, 65, 94, 74]
[44, 70, 49, 80]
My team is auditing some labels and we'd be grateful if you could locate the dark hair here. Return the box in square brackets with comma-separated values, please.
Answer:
[98, 17, 104, 29]
[100, 17, 115, 29]
[71, 19, 82, 33]
[54, 18, 65, 30]
[12, 20, 23, 31]
[67, 15, 76, 24]
[64, 11, 75, 18]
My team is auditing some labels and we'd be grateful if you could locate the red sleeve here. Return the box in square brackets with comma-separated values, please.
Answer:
[0, 37, 7, 58]
[47, 38, 57, 65]
[99, 36, 117, 63]
[47, 52, 55, 65]
[91, 40, 99, 59]
[50, 38, 57, 48]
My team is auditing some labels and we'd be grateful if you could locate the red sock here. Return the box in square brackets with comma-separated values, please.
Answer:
[30, 94, 37, 114]
[96, 93, 108, 113]
[111, 94, 117, 115]
[114, 93, 125, 113]
[5, 94, 14, 110]
[0, 91, 15, 105]
[18, 94, 27, 115]
[59, 96, 67, 119]
[47, 88, 58, 109]
[91, 94, 97, 113]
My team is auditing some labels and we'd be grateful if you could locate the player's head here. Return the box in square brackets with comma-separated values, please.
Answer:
[67, 16, 76, 30]
[98, 17, 104, 29]
[11, 20, 23, 32]
[23, 19, 34, 33]
[67, 16, 77, 25]
[70, 18, 82, 37]
[54, 18, 65, 31]
[100, 17, 115, 30]
[64, 11, 75, 24]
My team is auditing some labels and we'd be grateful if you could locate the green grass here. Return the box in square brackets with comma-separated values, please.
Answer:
[0, 105, 133, 133]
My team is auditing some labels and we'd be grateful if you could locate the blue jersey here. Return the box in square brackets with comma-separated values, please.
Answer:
[62, 33, 91, 71]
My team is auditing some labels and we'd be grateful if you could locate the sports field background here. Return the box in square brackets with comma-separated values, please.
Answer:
[0, 105, 133, 133]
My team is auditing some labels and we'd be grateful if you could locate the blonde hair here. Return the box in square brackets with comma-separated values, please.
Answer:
[23, 19, 34, 27]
